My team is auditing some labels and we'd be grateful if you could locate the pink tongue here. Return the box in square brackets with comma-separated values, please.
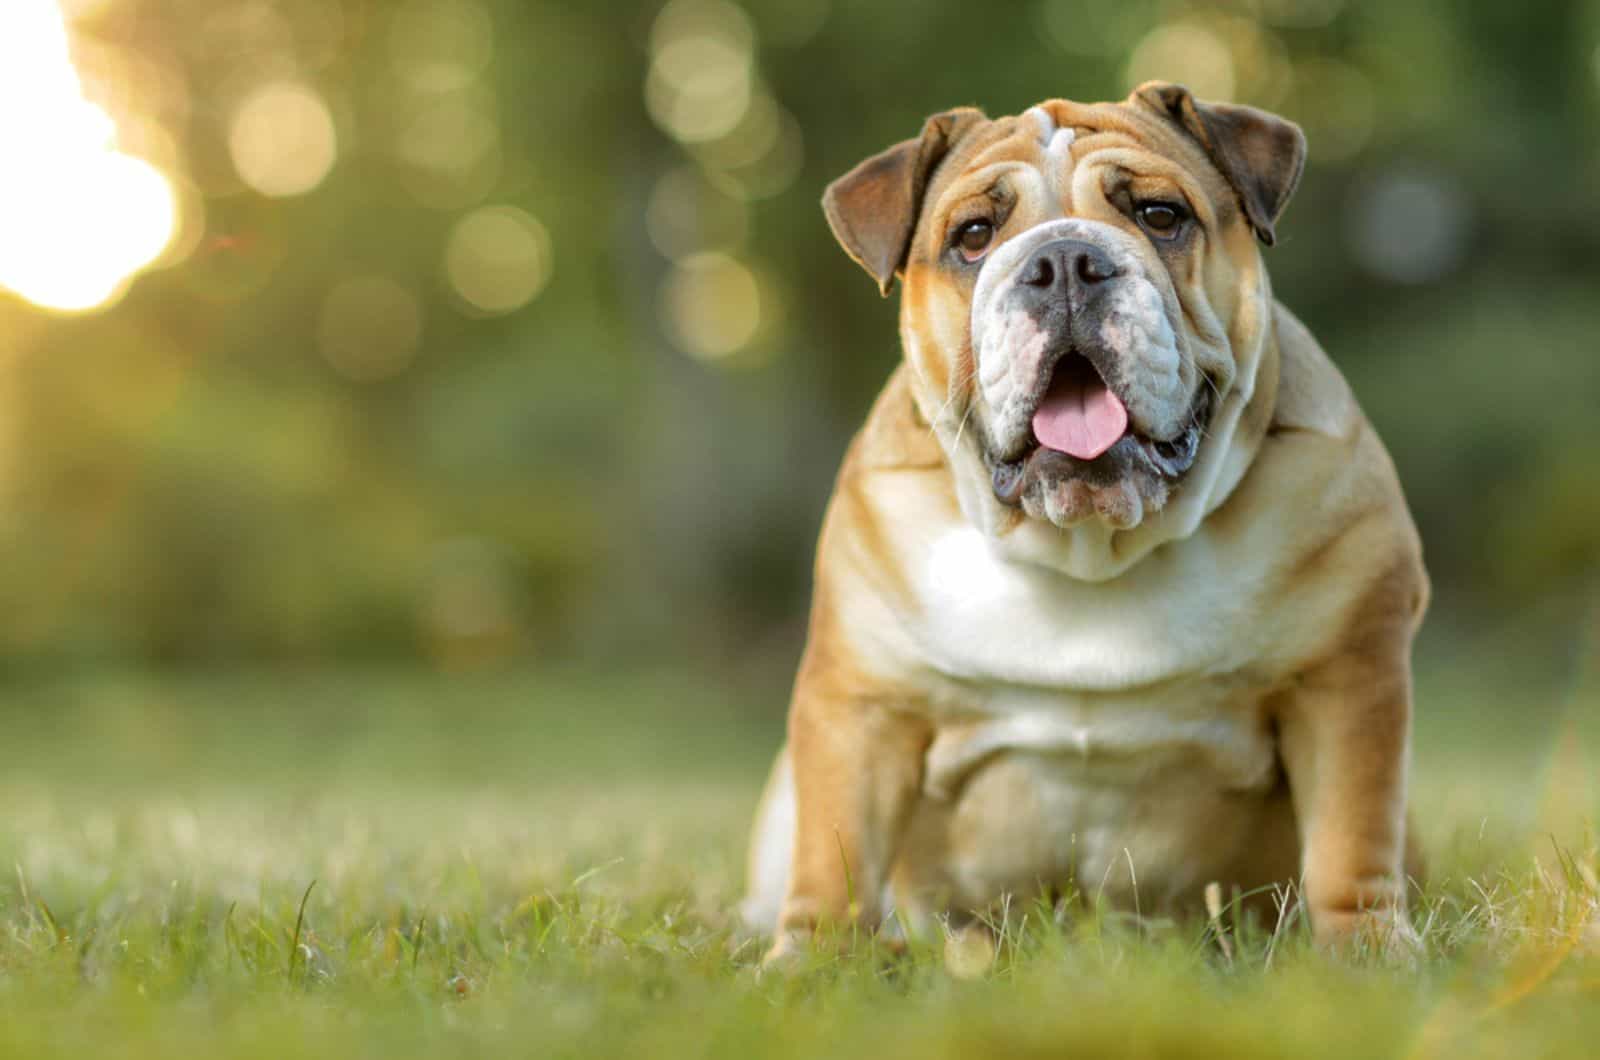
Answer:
[1031, 361, 1129, 460]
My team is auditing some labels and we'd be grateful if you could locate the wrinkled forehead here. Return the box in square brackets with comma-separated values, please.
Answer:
[919, 97, 1225, 223]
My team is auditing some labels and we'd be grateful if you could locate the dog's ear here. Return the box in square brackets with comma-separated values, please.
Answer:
[1131, 81, 1305, 247]
[823, 107, 986, 295]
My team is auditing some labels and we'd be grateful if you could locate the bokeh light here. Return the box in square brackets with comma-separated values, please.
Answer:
[1121, 13, 1293, 107]
[389, 0, 495, 93]
[0, 0, 179, 313]
[318, 276, 424, 382]
[648, 0, 804, 205]
[1217, 15, 1292, 106]
[228, 82, 338, 198]
[444, 205, 553, 315]
[646, 0, 756, 144]
[658, 252, 762, 361]
[692, 91, 785, 174]
[1037, 0, 1156, 58]
[394, 85, 503, 210]
[647, 166, 749, 261]
[201, 2, 298, 78]
[694, 96, 806, 201]
[1124, 19, 1236, 101]
[1258, 0, 1346, 29]
[760, 0, 831, 47]
[383, 0, 503, 212]
[1285, 59, 1376, 162]
[1346, 169, 1471, 285]
[280, 0, 346, 72]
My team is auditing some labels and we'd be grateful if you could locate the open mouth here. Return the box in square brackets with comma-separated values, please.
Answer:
[990, 352, 1211, 506]
[1032, 355, 1129, 461]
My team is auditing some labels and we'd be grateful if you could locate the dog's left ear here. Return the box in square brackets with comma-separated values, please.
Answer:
[1132, 81, 1306, 247]
[823, 107, 986, 295]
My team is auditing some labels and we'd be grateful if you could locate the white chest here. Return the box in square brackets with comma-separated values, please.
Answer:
[886, 525, 1291, 805]
[912, 526, 1262, 691]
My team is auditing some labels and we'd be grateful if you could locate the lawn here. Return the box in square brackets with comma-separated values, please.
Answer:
[1, 648, 1596, 1059]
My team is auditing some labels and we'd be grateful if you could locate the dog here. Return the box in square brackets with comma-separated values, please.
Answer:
[742, 83, 1428, 962]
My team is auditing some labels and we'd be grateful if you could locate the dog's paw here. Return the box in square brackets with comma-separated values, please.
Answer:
[757, 931, 810, 976]
[942, 922, 997, 980]
[1316, 907, 1424, 965]
[757, 925, 913, 978]
[1373, 913, 1425, 965]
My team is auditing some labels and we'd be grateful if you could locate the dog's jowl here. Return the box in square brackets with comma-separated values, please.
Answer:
[743, 83, 1428, 962]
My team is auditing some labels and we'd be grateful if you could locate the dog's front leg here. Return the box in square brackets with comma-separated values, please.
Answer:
[1276, 572, 1422, 951]
[767, 663, 930, 965]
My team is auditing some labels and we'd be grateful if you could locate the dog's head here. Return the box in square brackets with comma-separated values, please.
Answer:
[825, 83, 1304, 575]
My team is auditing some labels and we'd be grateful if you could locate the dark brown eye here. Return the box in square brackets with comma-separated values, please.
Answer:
[955, 219, 995, 261]
[1136, 202, 1186, 238]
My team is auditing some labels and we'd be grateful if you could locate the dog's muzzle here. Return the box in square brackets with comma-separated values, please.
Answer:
[968, 218, 1212, 513]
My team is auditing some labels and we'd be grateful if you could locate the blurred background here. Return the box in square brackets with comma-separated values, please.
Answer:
[0, 0, 1595, 723]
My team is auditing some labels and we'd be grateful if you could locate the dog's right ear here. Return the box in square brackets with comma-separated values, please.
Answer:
[822, 107, 986, 296]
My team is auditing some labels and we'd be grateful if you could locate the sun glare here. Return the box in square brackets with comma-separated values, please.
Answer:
[0, 0, 178, 314]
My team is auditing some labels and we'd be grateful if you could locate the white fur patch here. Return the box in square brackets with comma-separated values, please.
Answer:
[1046, 126, 1076, 169]
[1023, 106, 1077, 199]
[1023, 105, 1055, 141]
[921, 525, 1237, 689]
[739, 750, 794, 932]
[909, 522, 1283, 815]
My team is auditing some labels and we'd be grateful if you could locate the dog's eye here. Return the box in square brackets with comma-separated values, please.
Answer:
[1135, 202, 1188, 239]
[954, 220, 995, 262]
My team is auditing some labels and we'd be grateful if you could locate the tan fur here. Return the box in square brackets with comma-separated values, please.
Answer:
[749, 87, 1428, 960]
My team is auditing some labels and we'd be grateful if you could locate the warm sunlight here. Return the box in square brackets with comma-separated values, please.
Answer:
[0, 0, 178, 314]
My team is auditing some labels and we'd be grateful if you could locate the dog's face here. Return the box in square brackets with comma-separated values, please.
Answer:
[825, 83, 1305, 534]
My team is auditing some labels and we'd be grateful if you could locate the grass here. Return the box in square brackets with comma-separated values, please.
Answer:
[1, 656, 1597, 1059]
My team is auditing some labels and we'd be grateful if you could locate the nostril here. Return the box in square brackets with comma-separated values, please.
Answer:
[1075, 249, 1115, 285]
[1022, 255, 1055, 288]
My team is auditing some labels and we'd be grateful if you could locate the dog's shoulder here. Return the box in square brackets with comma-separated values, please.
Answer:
[1220, 302, 1428, 649]
[1254, 302, 1402, 519]
[1268, 302, 1359, 441]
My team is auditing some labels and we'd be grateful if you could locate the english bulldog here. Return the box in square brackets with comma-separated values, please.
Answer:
[742, 83, 1428, 962]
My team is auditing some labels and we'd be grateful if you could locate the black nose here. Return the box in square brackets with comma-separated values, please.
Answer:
[1018, 239, 1119, 297]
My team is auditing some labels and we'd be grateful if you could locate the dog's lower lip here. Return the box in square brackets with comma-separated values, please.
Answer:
[989, 386, 1212, 506]
[991, 457, 1027, 505]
